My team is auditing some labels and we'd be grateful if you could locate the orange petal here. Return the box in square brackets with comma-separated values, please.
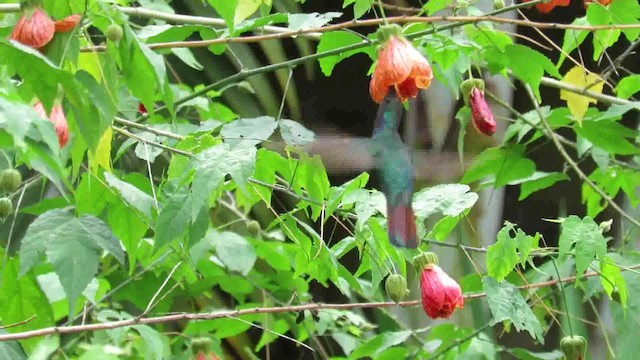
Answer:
[395, 78, 419, 102]
[54, 14, 81, 33]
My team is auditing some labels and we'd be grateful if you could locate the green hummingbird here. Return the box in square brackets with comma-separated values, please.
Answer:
[371, 89, 418, 248]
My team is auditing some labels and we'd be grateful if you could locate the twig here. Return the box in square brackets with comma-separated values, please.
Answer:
[80, 14, 640, 52]
[113, 117, 185, 141]
[1, 264, 638, 342]
[428, 323, 491, 359]
[524, 85, 640, 229]
[112, 126, 193, 157]
[538, 76, 633, 106]
[0, 315, 36, 330]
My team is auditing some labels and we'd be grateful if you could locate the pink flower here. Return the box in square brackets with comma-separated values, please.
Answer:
[420, 264, 464, 319]
[469, 87, 496, 136]
[369, 35, 433, 103]
[33, 102, 69, 148]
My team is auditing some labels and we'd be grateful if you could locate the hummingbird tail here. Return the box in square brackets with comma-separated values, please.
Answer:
[387, 203, 418, 248]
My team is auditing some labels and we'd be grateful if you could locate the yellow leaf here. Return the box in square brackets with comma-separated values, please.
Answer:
[560, 66, 604, 125]
[234, 0, 262, 24]
[89, 127, 113, 173]
[77, 52, 103, 82]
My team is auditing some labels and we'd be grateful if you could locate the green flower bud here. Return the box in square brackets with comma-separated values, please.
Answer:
[385, 274, 408, 303]
[105, 24, 123, 42]
[0, 197, 13, 218]
[413, 252, 439, 271]
[493, 0, 505, 9]
[599, 219, 613, 233]
[0, 169, 22, 193]
[247, 220, 261, 237]
[191, 337, 212, 354]
[560, 335, 587, 360]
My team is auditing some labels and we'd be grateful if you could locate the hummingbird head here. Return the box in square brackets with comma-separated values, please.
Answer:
[375, 88, 403, 132]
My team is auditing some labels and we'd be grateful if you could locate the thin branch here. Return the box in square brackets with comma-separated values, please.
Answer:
[80, 14, 640, 52]
[524, 85, 640, 229]
[1, 264, 638, 342]
[112, 126, 192, 157]
[538, 76, 633, 106]
[113, 117, 185, 141]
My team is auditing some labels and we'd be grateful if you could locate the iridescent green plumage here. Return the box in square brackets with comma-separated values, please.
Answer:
[371, 90, 417, 248]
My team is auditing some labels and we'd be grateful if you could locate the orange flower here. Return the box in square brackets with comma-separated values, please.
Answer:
[10, 7, 55, 49]
[522, 0, 570, 13]
[54, 14, 81, 33]
[420, 264, 464, 319]
[33, 102, 69, 148]
[369, 35, 433, 103]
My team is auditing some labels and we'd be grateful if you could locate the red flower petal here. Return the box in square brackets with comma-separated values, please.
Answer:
[54, 14, 81, 33]
[49, 105, 69, 148]
[10, 8, 55, 48]
[469, 87, 496, 136]
[522, 0, 570, 13]
[420, 265, 464, 319]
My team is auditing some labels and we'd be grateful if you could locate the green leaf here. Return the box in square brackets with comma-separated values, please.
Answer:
[20, 209, 124, 315]
[343, 0, 374, 18]
[208, 0, 238, 30]
[104, 172, 156, 221]
[0, 338, 25, 360]
[600, 256, 627, 308]
[317, 31, 374, 76]
[486, 224, 519, 282]
[210, 230, 257, 276]
[509, 172, 569, 200]
[279, 119, 315, 146]
[234, 0, 262, 24]
[350, 331, 412, 359]
[154, 191, 192, 249]
[413, 183, 478, 219]
[557, 17, 589, 67]
[0, 258, 54, 352]
[288, 12, 342, 31]
[509, 348, 563, 360]
[611, 271, 640, 358]
[191, 143, 256, 210]
[505, 44, 561, 101]
[574, 120, 638, 155]
[423, 0, 453, 15]
[483, 276, 544, 342]
[558, 215, 607, 277]
[462, 145, 536, 187]
[615, 75, 640, 99]
[221, 116, 278, 147]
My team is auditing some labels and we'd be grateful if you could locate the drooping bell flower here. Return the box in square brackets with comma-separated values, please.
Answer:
[413, 252, 464, 319]
[10, 7, 55, 48]
[521, 0, 570, 13]
[54, 14, 81, 33]
[369, 24, 433, 103]
[469, 87, 496, 136]
[560, 335, 587, 360]
[33, 102, 69, 148]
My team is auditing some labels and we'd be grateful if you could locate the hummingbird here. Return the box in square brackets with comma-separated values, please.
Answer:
[371, 89, 418, 248]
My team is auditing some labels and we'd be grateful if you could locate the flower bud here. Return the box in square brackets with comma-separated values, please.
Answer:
[385, 274, 408, 303]
[413, 251, 438, 270]
[493, 0, 505, 9]
[0, 197, 13, 218]
[560, 335, 587, 360]
[469, 87, 496, 136]
[106, 24, 123, 42]
[247, 220, 261, 237]
[0, 169, 22, 193]
[599, 219, 613, 233]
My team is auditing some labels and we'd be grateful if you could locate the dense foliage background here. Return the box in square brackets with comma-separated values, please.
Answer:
[1, 0, 640, 358]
